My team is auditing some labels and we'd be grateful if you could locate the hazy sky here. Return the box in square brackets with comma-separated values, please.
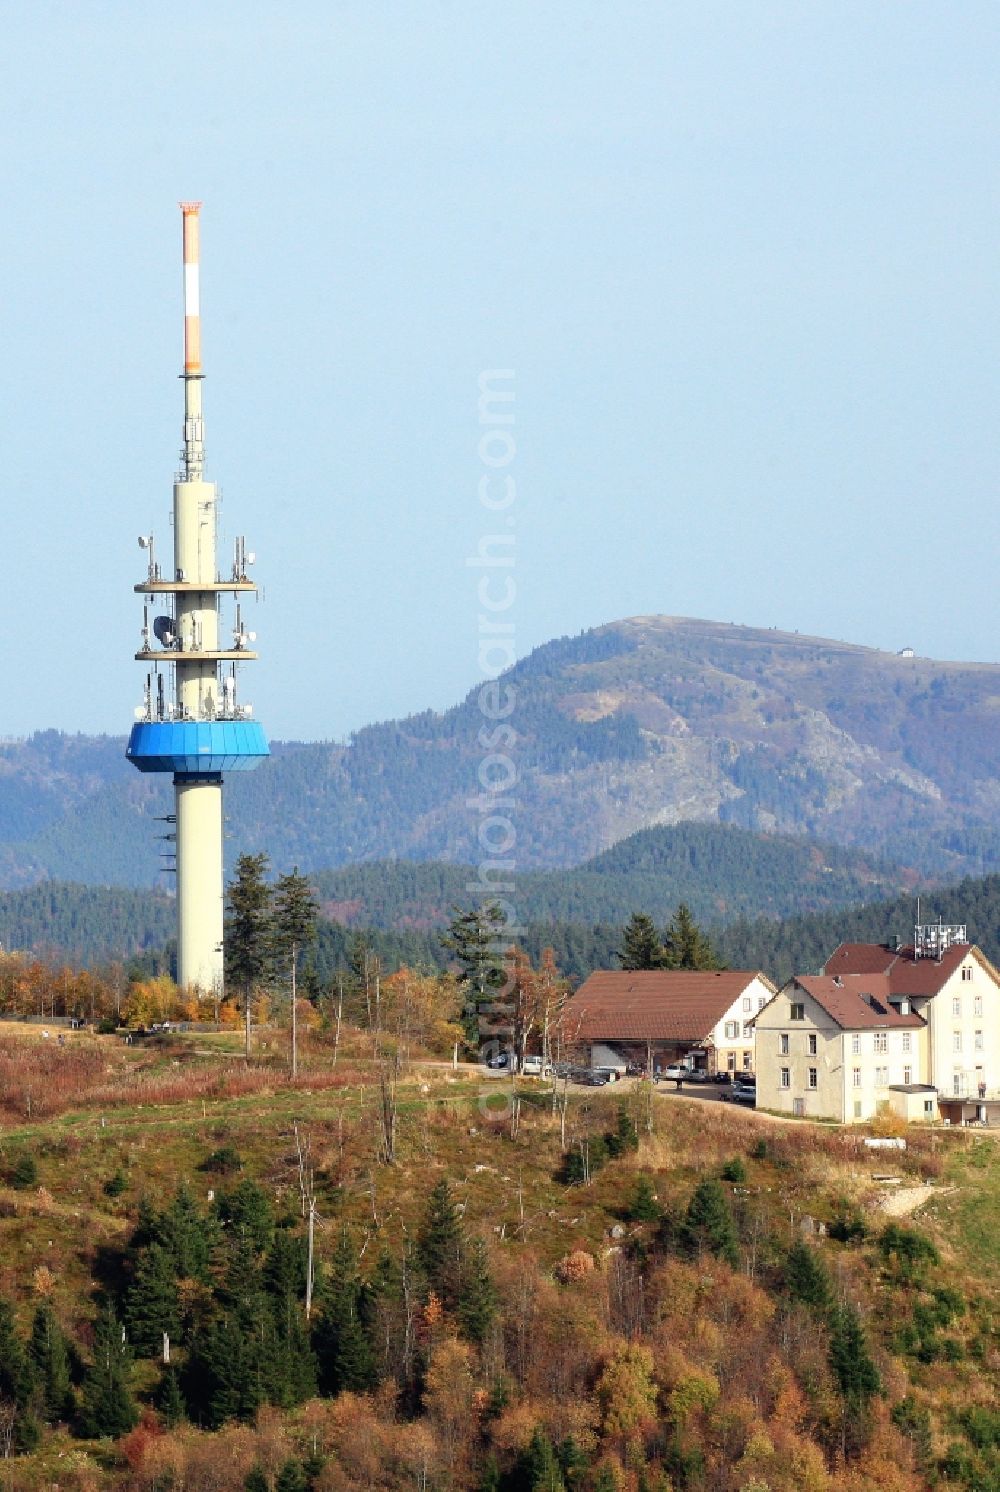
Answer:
[3, 1, 999, 741]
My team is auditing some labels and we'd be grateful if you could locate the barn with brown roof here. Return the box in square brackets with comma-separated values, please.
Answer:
[560, 969, 776, 1076]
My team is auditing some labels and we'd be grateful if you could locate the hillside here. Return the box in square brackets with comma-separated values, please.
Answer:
[0, 1026, 996, 1490]
[8, 617, 1000, 886]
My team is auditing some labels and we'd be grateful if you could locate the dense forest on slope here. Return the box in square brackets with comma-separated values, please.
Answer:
[1, 823, 908, 968]
[10, 616, 1000, 886]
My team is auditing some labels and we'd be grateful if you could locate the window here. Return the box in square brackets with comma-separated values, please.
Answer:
[975, 1029, 984, 1051]
[742, 997, 752, 1012]
[974, 995, 983, 1016]
[854, 1100, 863, 1119]
[852, 1067, 862, 1088]
[743, 1052, 752, 1071]
[808, 1068, 818, 1089]
[903, 1065, 912, 1085]
[808, 1034, 817, 1055]
[780, 1068, 790, 1089]
[901, 1032, 911, 1054]
[790, 1003, 804, 1021]
[724, 1021, 739, 1039]
[757, 996, 767, 1010]
[727, 1052, 736, 1072]
[952, 996, 961, 1016]
[851, 1033, 861, 1055]
[742, 1022, 753, 1039]
[953, 1073, 963, 1096]
[875, 1066, 888, 1086]
[954, 1031, 963, 1053]
[924, 1100, 935, 1115]
[874, 1032, 887, 1054]
[779, 1033, 789, 1054]
[962, 966, 973, 982]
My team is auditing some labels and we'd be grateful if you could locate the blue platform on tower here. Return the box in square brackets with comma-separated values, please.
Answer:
[126, 721, 270, 775]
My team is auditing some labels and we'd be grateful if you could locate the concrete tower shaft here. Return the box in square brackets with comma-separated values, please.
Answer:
[126, 203, 269, 998]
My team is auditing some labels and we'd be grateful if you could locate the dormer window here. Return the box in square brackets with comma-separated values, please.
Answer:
[899, 999, 910, 1015]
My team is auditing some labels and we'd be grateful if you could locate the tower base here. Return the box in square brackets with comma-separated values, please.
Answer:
[175, 775, 224, 997]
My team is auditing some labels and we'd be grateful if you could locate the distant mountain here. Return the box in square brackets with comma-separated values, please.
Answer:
[0, 822, 911, 968]
[309, 822, 911, 930]
[7, 617, 1000, 886]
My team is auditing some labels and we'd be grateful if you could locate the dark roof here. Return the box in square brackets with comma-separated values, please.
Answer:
[888, 1084, 936, 1094]
[793, 975, 925, 1031]
[562, 970, 772, 1043]
[823, 940, 990, 997]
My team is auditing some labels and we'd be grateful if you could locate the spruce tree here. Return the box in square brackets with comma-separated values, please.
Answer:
[619, 913, 665, 971]
[457, 1235, 497, 1345]
[520, 1429, 566, 1492]
[829, 1302, 881, 1411]
[275, 1461, 309, 1492]
[272, 868, 319, 1078]
[126, 1243, 181, 1356]
[28, 1302, 73, 1421]
[784, 1240, 833, 1314]
[216, 1178, 274, 1253]
[155, 1364, 185, 1427]
[417, 1178, 464, 1307]
[225, 852, 273, 1056]
[683, 1178, 740, 1268]
[0, 1297, 36, 1408]
[626, 1175, 661, 1223]
[159, 1182, 218, 1282]
[78, 1303, 139, 1439]
[662, 903, 724, 970]
[244, 1463, 270, 1492]
[313, 1227, 377, 1395]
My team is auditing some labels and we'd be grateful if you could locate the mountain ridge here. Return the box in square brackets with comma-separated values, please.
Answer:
[6, 615, 1000, 886]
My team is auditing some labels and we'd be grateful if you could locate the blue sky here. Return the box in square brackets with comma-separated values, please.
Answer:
[3, 1, 999, 740]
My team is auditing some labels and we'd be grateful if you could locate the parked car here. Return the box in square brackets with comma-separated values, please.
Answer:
[712, 1071, 732, 1085]
[725, 1078, 757, 1105]
[485, 1051, 511, 1070]
[687, 1067, 710, 1083]
[579, 1070, 609, 1086]
[521, 1056, 552, 1077]
[661, 1064, 689, 1083]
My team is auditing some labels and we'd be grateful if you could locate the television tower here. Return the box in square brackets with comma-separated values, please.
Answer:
[127, 203, 269, 997]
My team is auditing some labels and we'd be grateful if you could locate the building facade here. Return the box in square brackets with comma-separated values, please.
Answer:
[562, 969, 776, 1074]
[755, 929, 1000, 1122]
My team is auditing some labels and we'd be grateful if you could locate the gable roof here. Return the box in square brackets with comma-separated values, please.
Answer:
[792, 974, 925, 1031]
[562, 970, 774, 1043]
[823, 940, 997, 997]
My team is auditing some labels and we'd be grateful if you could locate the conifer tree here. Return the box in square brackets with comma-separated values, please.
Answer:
[225, 852, 273, 1058]
[155, 1364, 185, 1427]
[618, 913, 665, 971]
[313, 1227, 377, 1396]
[0, 1297, 40, 1451]
[28, 1302, 74, 1421]
[478, 1453, 501, 1492]
[244, 1467, 270, 1492]
[272, 868, 319, 1078]
[78, 1302, 139, 1439]
[275, 1461, 309, 1492]
[457, 1235, 497, 1345]
[683, 1178, 740, 1268]
[125, 1243, 181, 1357]
[626, 1175, 661, 1223]
[159, 1182, 218, 1283]
[216, 1178, 274, 1254]
[417, 1178, 464, 1308]
[784, 1240, 833, 1314]
[662, 903, 724, 970]
[520, 1428, 566, 1492]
